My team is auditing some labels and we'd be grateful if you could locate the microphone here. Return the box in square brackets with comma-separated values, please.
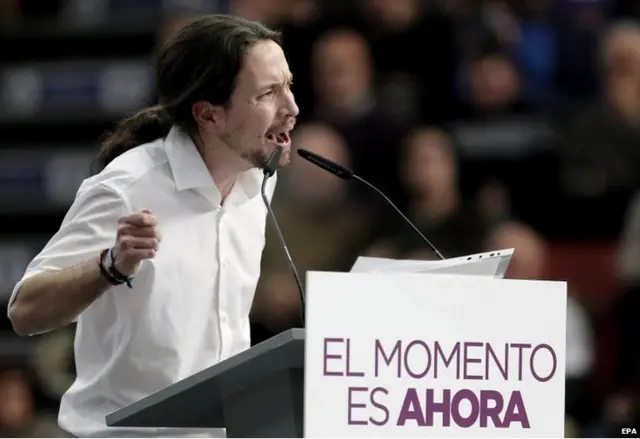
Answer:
[297, 148, 446, 260]
[261, 147, 306, 326]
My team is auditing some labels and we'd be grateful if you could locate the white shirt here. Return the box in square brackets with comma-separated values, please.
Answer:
[8, 126, 276, 438]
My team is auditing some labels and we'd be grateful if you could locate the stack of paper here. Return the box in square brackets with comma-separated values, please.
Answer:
[350, 248, 515, 278]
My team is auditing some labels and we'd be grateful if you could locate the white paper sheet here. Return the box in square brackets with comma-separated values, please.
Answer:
[350, 248, 515, 278]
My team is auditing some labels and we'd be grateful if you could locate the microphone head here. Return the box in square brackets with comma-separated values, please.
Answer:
[296, 148, 353, 180]
[263, 146, 283, 177]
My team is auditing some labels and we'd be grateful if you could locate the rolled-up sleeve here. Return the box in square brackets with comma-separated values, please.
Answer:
[7, 182, 130, 312]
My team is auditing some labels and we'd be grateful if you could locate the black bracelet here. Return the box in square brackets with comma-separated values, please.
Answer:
[99, 249, 125, 286]
[108, 247, 134, 288]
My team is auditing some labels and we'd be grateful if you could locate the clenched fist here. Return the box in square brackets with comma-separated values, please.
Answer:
[113, 209, 161, 276]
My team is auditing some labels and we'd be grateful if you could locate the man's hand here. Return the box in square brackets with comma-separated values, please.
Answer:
[113, 209, 161, 276]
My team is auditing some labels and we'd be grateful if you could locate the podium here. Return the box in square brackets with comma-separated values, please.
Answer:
[106, 328, 305, 438]
[108, 268, 567, 438]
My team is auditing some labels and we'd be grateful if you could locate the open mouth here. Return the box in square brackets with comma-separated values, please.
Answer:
[266, 130, 291, 147]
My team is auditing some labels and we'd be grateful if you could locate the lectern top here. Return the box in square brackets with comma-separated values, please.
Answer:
[106, 328, 305, 429]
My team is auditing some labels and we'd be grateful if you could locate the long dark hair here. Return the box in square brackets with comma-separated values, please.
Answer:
[96, 14, 281, 170]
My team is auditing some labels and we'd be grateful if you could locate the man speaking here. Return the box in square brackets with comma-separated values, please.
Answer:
[7, 14, 298, 438]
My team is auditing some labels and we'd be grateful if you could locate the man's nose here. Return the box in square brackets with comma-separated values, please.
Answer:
[284, 90, 299, 118]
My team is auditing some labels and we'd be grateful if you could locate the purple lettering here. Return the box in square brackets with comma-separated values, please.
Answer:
[503, 391, 530, 428]
[345, 338, 365, 377]
[486, 343, 509, 380]
[425, 389, 451, 427]
[530, 343, 557, 382]
[347, 387, 368, 425]
[434, 341, 461, 379]
[403, 340, 432, 379]
[451, 389, 480, 428]
[374, 339, 401, 378]
[396, 388, 530, 429]
[510, 343, 532, 380]
[480, 390, 504, 427]
[463, 342, 483, 380]
[396, 388, 426, 426]
[369, 387, 389, 426]
[323, 338, 344, 376]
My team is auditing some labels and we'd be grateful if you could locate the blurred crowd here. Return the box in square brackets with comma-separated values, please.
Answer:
[1, 0, 640, 437]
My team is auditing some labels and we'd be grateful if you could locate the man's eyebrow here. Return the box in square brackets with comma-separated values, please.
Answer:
[259, 74, 294, 90]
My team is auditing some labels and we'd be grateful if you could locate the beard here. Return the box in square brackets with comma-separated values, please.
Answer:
[228, 139, 292, 170]
[220, 126, 292, 171]
[272, 147, 291, 167]
[250, 146, 292, 171]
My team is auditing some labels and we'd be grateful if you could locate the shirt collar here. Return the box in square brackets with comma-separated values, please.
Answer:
[164, 126, 263, 206]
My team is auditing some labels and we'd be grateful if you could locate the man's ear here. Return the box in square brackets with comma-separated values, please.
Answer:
[192, 101, 226, 130]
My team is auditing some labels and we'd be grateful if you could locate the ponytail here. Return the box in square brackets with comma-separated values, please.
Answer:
[95, 105, 173, 171]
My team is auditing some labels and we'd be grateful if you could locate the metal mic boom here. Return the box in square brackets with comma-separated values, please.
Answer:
[261, 147, 306, 325]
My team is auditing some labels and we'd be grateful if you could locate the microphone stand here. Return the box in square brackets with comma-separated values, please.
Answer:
[261, 147, 306, 327]
[352, 175, 445, 260]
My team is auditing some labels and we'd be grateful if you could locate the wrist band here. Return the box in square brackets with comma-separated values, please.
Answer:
[108, 247, 134, 289]
[98, 248, 134, 288]
[99, 249, 124, 286]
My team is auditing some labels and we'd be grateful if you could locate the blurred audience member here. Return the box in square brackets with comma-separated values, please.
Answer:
[286, 0, 321, 25]
[367, 127, 488, 259]
[457, 48, 526, 118]
[252, 123, 373, 339]
[559, 21, 640, 198]
[608, 191, 640, 428]
[475, 178, 511, 225]
[502, 0, 557, 109]
[555, 0, 613, 103]
[442, 0, 498, 57]
[311, 28, 375, 122]
[310, 27, 408, 210]
[0, 365, 68, 437]
[0, 0, 21, 27]
[451, 46, 553, 214]
[357, 0, 457, 124]
[229, 0, 289, 27]
[485, 221, 547, 279]
[483, 0, 522, 47]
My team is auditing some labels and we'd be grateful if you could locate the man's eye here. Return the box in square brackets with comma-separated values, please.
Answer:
[261, 90, 275, 98]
